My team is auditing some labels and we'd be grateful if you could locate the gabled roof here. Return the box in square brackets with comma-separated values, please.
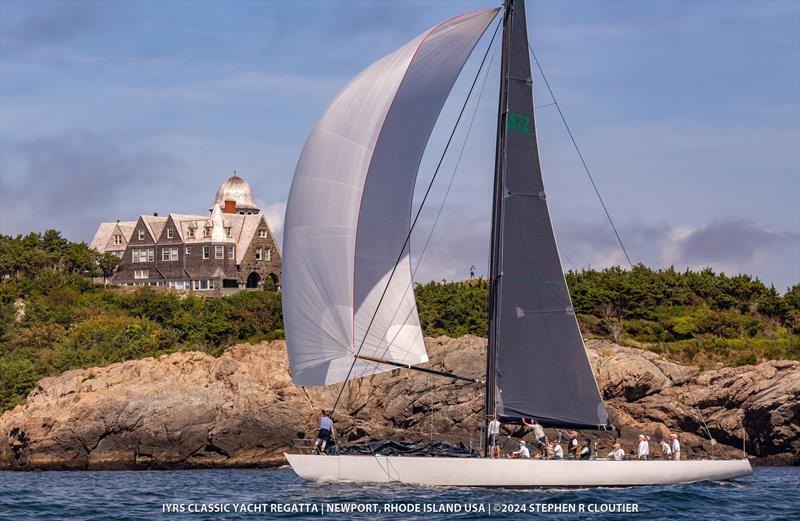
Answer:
[117, 221, 137, 241]
[166, 213, 208, 241]
[90, 221, 137, 252]
[140, 215, 168, 240]
[235, 214, 268, 264]
[90, 223, 116, 251]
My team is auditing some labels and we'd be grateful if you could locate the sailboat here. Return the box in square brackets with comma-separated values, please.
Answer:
[281, 0, 752, 486]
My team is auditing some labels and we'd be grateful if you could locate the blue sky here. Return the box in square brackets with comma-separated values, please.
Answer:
[1, 0, 798, 290]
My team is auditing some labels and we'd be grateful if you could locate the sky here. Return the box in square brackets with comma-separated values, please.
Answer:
[1, 0, 798, 291]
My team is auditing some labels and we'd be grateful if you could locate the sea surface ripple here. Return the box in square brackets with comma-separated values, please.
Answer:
[0, 466, 797, 520]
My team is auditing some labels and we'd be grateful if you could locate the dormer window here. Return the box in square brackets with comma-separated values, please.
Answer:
[225, 227, 232, 238]
[203, 227, 210, 238]
[113, 234, 122, 245]
[188, 227, 195, 238]
[167, 227, 174, 239]
[138, 229, 145, 240]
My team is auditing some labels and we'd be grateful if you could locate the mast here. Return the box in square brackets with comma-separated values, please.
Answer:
[482, 0, 610, 432]
[484, 0, 512, 456]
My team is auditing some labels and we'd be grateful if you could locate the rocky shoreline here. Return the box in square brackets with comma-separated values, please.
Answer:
[1, 336, 797, 470]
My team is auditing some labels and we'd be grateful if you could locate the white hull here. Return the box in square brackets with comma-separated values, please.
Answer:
[285, 454, 752, 487]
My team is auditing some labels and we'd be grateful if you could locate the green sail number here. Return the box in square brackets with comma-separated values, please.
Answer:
[507, 111, 533, 136]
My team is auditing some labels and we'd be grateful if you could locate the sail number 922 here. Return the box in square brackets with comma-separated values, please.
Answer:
[507, 111, 533, 136]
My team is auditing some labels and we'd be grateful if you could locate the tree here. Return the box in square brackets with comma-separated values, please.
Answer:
[98, 253, 122, 284]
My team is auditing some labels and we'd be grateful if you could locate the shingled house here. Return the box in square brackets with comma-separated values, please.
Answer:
[90, 173, 281, 293]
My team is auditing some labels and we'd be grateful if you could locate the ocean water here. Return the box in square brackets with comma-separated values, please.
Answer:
[0, 466, 797, 520]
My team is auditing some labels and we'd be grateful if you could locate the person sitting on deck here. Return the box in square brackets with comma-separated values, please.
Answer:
[579, 438, 592, 460]
[488, 418, 501, 459]
[659, 439, 672, 459]
[550, 440, 564, 460]
[523, 418, 547, 457]
[511, 440, 531, 459]
[313, 411, 335, 455]
[607, 443, 625, 461]
[671, 434, 681, 461]
[636, 434, 650, 460]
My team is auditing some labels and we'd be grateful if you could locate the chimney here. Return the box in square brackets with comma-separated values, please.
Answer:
[223, 200, 237, 214]
[153, 212, 159, 217]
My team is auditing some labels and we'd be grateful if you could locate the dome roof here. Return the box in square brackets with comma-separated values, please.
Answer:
[213, 172, 259, 210]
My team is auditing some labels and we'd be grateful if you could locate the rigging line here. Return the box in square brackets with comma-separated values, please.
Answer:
[527, 43, 634, 269]
[663, 341, 725, 457]
[332, 15, 503, 414]
[353, 30, 499, 381]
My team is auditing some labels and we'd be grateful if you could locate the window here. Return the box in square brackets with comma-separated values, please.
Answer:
[138, 229, 145, 240]
[132, 248, 153, 263]
[225, 227, 232, 238]
[161, 247, 178, 261]
[167, 227, 174, 239]
[255, 248, 262, 260]
[188, 227, 195, 238]
[185, 247, 191, 255]
[168, 280, 189, 290]
[147, 249, 154, 262]
[192, 279, 215, 291]
[215, 245, 224, 259]
[134, 269, 149, 279]
[113, 234, 122, 245]
[265, 248, 271, 262]
[258, 229, 267, 238]
[115, 251, 123, 258]
[203, 227, 210, 238]
[228, 246, 235, 259]
[203, 246, 210, 259]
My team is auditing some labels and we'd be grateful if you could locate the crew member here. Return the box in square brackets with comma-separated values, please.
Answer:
[523, 418, 547, 457]
[511, 440, 531, 459]
[636, 434, 650, 460]
[313, 411, 335, 455]
[488, 417, 501, 458]
[660, 438, 672, 459]
[579, 438, 592, 460]
[550, 440, 564, 460]
[671, 433, 681, 461]
[566, 430, 579, 460]
[607, 443, 625, 461]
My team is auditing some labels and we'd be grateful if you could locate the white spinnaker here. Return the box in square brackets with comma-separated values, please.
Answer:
[283, 8, 499, 386]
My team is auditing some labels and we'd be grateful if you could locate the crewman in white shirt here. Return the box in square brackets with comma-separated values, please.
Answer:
[636, 434, 650, 460]
[511, 440, 531, 459]
[488, 418, 501, 459]
[607, 443, 625, 461]
[550, 440, 564, 460]
[671, 433, 681, 461]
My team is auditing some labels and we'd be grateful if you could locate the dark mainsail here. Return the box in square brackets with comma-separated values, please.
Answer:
[486, 0, 609, 430]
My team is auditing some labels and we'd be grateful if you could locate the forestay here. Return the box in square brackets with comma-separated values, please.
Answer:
[283, 8, 499, 386]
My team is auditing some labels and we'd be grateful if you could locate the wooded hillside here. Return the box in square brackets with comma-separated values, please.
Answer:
[1, 231, 797, 411]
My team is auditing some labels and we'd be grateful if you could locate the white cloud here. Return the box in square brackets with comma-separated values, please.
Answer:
[261, 200, 286, 248]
